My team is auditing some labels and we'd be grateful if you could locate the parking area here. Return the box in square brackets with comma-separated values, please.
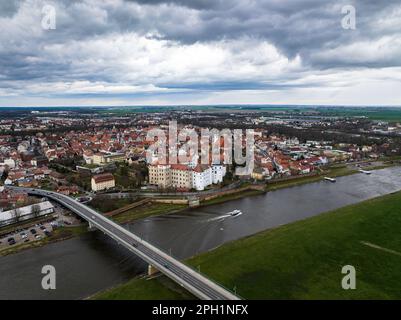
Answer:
[0, 200, 85, 249]
[0, 220, 57, 249]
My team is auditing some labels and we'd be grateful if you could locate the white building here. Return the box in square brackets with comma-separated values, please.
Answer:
[91, 173, 116, 192]
[192, 165, 212, 191]
[211, 164, 226, 184]
[0, 158, 16, 169]
[149, 163, 227, 191]
[0, 201, 55, 227]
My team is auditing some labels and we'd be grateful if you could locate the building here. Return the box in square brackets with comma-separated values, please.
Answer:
[211, 164, 226, 184]
[91, 173, 115, 192]
[148, 164, 171, 188]
[148, 163, 226, 191]
[0, 201, 55, 227]
[192, 164, 212, 191]
[251, 167, 265, 181]
[93, 152, 126, 165]
[171, 164, 193, 190]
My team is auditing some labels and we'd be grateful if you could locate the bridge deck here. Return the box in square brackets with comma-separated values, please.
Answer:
[9, 187, 240, 300]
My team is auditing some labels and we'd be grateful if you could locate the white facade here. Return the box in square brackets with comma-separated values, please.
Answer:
[91, 175, 116, 192]
[1, 158, 16, 169]
[211, 165, 226, 184]
[149, 164, 227, 191]
[192, 166, 212, 191]
[0, 201, 55, 225]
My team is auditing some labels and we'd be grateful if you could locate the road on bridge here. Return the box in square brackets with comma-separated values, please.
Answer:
[7, 186, 240, 300]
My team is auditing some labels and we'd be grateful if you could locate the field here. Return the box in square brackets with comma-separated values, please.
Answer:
[94, 190, 401, 299]
[111, 203, 186, 224]
[96, 106, 401, 121]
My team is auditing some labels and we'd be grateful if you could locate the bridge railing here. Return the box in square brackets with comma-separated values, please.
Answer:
[11, 186, 241, 299]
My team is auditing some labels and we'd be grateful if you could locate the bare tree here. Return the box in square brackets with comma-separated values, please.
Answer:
[15, 208, 22, 222]
[31, 204, 41, 218]
[10, 208, 21, 223]
[9, 209, 17, 223]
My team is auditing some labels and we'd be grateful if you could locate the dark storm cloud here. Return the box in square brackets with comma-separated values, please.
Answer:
[0, 0, 400, 104]
[124, 0, 229, 10]
[0, 0, 22, 17]
[123, 0, 401, 66]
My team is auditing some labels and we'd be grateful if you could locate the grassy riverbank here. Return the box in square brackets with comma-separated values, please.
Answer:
[112, 203, 186, 224]
[266, 165, 358, 191]
[200, 189, 265, 206]
[93, 190, 401, 299]
[92, 275, 195, 300]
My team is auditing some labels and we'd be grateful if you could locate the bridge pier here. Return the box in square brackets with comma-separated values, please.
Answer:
[88, 221, 97, 231]
[148, 264, 159, 276]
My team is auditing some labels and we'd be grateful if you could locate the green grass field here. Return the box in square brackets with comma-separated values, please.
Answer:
[92, 275, 194, 300]
[93, 190, 401, 299]
[112, 203, 186, 224]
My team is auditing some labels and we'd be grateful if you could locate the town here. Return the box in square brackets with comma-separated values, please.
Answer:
[1, 107, 401, 233]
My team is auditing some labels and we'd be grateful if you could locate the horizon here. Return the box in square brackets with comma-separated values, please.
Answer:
[2, 104, 401, 109]
[1, 0, 401, 107]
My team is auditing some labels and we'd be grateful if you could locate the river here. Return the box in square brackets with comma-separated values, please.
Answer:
[1, 167, 401, 299]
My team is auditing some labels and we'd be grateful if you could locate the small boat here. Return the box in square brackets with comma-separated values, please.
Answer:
[359, 169, 372, 175]
[324, 177, 336, 182]
[229, 210, 242, 217]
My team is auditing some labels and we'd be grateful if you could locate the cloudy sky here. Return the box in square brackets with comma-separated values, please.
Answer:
[0, 0, 401, 107]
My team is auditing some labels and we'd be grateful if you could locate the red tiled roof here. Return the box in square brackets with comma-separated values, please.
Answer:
[92, 173, 114, 183]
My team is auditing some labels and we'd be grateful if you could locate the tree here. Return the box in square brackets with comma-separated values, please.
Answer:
[31, 204, 41, 218]
[10, 208, 22, 223]
[9, 209, 17, 223]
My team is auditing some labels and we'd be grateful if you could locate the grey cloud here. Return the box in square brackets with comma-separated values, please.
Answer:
[0, 0, 401, 102]
[0, 0, 22, 17]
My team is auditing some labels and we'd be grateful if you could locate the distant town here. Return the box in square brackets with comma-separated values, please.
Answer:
[2, 106, 401, 227]
[1, 105, 401, 300]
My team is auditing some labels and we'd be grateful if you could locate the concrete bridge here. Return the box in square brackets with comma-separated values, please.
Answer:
[7, 186, 240, 300]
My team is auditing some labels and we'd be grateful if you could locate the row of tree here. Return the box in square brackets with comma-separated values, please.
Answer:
[7, 204, 41, 224]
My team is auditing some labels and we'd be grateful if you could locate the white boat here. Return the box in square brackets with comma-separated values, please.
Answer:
[324, 177, 336, 182]
[229, 210, 242, 217]
[359, 169, 372, 175]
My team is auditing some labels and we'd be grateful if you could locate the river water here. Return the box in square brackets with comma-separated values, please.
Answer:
[1, 167, 401, 299]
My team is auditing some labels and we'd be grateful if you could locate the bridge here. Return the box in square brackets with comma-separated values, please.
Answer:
[6, 186, 240, 300]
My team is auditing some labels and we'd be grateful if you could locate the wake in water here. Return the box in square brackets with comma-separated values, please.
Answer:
[206, 210, 243, 222]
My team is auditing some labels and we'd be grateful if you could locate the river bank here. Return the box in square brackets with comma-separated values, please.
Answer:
[3, 166, 401, 299]
[0, 163, 388, 260]
[0, 202, 186, 257]
[94, 190, 401, 299]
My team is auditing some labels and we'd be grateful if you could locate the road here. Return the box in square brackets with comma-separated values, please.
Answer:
[7, 186, 240, 300]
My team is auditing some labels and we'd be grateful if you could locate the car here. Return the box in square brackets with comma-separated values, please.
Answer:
[40, 226, 46, 230]
[24, 239, 30, 243]
[8, 238, 16, 245]
[44, 231, 51, 236]
[7, 237, 15, 243]
[132, 242, 138, 248]
[20, 233, 28, 239]
[30, 229, 37, 235]
[35, 234, 42, 240]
